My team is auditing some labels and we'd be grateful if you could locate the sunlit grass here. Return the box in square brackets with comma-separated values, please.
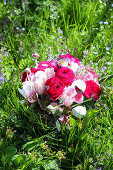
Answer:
[0, 0, 113, 169]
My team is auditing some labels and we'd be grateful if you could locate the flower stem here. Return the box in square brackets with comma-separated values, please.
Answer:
[71, 98, 92, 108]
[99, 74, 113, 84]
[35, 59, 38, 67]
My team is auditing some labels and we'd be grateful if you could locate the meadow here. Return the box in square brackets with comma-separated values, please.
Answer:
[0, 0, 113, 169]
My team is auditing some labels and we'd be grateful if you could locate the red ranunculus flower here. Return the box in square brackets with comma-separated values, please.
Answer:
[83, 80, 101, 100]
[58, 54, 80, 65]
[21, 68, 38, 83]
[45, 77, 65, 101]
[55, 67, 75, 86]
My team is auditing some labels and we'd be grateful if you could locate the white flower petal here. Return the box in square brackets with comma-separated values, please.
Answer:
[68, 62, 79, 73]
[72, 106, 86, 118]
[72, 79, 86, 92]
[22, 81, 35, 96]
[35, 71, 47, 81]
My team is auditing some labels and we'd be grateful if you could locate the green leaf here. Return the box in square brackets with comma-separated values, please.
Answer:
[43, 160, 60, 170]
[5, 146, 17, 156]
[5, 146, 17, 164]
[56, 120, 61, 132]
[69, 117, 77, 126]
[12, 154, 27, 166]
[23, 138, 42, 151]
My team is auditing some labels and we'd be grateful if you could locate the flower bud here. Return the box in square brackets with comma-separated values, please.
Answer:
[25, 68, 31, 73]
[32, 53, 39, 58]
[72, 106, 86, 118]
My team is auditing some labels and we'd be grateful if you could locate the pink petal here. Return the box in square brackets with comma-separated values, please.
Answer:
[59, 115, 69, 124]
[74, 92, 84, 103]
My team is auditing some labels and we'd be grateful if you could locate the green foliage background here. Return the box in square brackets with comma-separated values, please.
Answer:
[0, 0, 113, 169]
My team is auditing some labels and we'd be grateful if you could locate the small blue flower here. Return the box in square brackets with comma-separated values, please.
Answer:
[58, 29, 63, 34]
[106, 47, 110, 50]
[22, 27, 25, 31]
[91, 45, 95, 49]
[104, 21, 108, 25]
[0, 78, 4, 83]
[97, 167, 102, 170]
[112, 4, 113, 7]
[24, 139, 27, 142]
[4, 0, 6, 5]
[99, 21, 103, 24]
[4, 52, 9, 56]
[16, 27, 19, 30]
[0, 74, 5, 83]
[59, 36, 63, 38]
[83, 50, 88, 55]
[1, 74, 4, 77]
[102, 66, 107, 71]
[99, 0, 102, 3]
[20, 135, 23, 138]
[93, 51, 98, 54]
[104, 3, 106, 6]
[107, 61, 111, 65]
[69, 48, 71, 52]
[56, 38, 59, 41]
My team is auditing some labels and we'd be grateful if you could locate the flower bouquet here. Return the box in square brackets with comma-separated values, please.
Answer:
[19, 53, 101, 130]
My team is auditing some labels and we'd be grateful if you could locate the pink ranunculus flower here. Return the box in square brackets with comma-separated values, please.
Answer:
[22, 81, 36, 96]
[22, 81, 38, 103]
[44, 68, 55, 80]
[60, 86, 76, 107]
[59, 115, 69, 124]
[34, 70, 47, 82]
[21, 68, 38, 82]
[49, 60, 58, 71]
[63, 98, 75, 107]
[33, 78, 46, 95]
[58, 54, 80, 65]
[74, 92, 84, 103]
[55, 67, 75, 86]
[37, 61, 50, 71]
[76, 65, 99, 85]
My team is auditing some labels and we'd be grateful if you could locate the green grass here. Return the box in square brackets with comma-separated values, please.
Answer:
[0, 0, 113, 169]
